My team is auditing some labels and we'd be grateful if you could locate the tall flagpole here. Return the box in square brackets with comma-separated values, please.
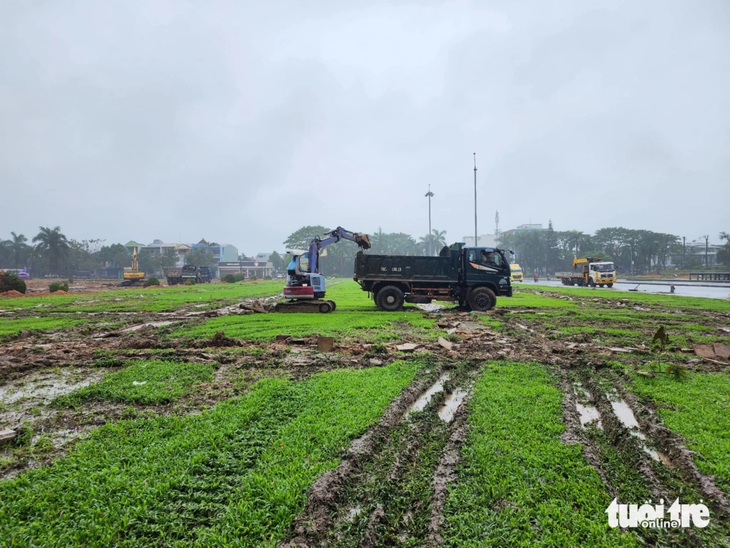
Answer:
[473, 153, 478, 246]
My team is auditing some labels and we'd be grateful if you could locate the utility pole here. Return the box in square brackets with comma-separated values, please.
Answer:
[704, 234, 709, 268]
[425, 185, 435, 256]
[473, 153, 478, 246]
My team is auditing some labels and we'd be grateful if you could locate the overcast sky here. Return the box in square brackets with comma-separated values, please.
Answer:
[2, 1, 728, 255]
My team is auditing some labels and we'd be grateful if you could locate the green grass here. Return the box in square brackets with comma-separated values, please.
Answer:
[53, 360, 216, 406]
[0, 280, 285, 313]
[170, 281, 439, 342]
[443, 362, 638, 547]
[0, 360, 419, 547]
[632, 372, 730, 494]
[0, 316, 84, 339]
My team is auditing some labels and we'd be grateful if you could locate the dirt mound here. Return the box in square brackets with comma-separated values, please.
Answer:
[0, 290, 25, 298]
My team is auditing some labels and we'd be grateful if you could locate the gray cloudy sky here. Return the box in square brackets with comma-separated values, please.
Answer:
[2, 1, 728, 255]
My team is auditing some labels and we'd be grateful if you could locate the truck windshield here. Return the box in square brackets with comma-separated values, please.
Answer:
[591, 263, 615, 272]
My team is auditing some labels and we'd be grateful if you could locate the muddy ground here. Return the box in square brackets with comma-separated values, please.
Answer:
[1, 284, 729, 545]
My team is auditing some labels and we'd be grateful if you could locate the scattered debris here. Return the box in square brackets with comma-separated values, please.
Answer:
[694, 344, 730, 360]
[437, 337, 454, 351]
[0, 429, 17, 447]
[395, 343, 420, 352]
[317, 337, 335, 353]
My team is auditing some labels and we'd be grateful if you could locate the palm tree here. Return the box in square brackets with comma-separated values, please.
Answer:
[9, 232, 30, 268]
[419, 229, 447, 256]
[33, 226, 70, 275]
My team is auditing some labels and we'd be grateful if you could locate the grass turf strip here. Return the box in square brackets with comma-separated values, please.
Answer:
[442, 362, 638, 547]
[633, 371, 730, 495]
[0, 360, 418, 547]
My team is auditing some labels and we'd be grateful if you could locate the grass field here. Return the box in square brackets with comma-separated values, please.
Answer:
[1, 278, 728, 546]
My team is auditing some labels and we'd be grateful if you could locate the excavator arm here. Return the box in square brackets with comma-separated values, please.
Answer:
[308, 227, 371, 274]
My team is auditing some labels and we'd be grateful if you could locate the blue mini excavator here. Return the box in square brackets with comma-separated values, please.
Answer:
[275, 226, 371, 313]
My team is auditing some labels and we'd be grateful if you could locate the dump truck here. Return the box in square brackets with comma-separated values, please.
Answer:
[555, 257, 617, 287]
[164, 265, 212, 285]
[353, 243, 513, 311]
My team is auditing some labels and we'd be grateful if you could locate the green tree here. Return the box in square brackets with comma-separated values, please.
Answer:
[66, 240, 104, 275]
[370, 229, 418, 255]
[185, 248, 215, 267]
[33, 226, 71, 275]
[139, 248, 178, 276]
[269, 251, 284, 272]
[419, 229, 447, 256]
[99, 244, 132, 268]
[717, 232, 730, 266]
[283, 226, 331, 251]
[8, 232, 30, 268]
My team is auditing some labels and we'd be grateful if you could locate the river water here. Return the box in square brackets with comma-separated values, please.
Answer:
[529, 279, 730, 300]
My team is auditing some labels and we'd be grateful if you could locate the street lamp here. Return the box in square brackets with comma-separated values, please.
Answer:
[473, 153, 478, 246]
[425, 185, 435, 256]
[704, 234, 709, 268]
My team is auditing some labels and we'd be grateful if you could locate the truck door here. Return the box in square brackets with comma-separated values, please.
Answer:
[463, 248, 512, 296]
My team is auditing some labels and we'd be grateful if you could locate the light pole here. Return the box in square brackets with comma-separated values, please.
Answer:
[425, 185, 435, 256]
[473, 152, 478, 246]
[704, 234, 709, 268]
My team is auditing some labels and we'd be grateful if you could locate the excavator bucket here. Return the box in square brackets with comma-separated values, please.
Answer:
[355, 233, 371, 249]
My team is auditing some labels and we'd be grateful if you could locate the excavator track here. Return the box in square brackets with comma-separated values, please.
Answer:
[274, 299, 337, 313]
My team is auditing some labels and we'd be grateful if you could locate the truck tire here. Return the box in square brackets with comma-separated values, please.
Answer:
[468, 287, 496, 311]
[376, 285, 404, 311]
[607, 283, 613, 288]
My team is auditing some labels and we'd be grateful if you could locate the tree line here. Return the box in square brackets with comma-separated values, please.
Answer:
[285, 224, 730, 278]
[0, 227, 218, 278]
[3, 225, 728, 279]
[499, 224, 730, 276]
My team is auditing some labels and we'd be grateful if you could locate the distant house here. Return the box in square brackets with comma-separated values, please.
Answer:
[122, 238, 241, 277]
[218, 256, 273, 279]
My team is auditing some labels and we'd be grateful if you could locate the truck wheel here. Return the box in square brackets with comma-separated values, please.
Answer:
[468, 287, 496, 311]
[589, 279, 595, 287]
[607, 283, 614, 288]
[376, 286, 404, 311]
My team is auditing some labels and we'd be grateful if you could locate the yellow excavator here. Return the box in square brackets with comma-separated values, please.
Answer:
[122, 247, 146, 286]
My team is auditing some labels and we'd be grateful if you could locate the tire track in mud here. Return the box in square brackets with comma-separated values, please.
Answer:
[563, 365, 730, 545]
[281, 363, 477, 547]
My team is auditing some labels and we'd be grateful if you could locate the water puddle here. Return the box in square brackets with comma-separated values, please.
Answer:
[575, 403, 602, 428]
[610, 399, 640, 429]
[0, 368, 105, 427]
[437, 388, 469, 423]
[407, 374, 449, 416]
[573, 382, 602, 429]
[608, 397, 672, 466]
[417, 303, 446, 313]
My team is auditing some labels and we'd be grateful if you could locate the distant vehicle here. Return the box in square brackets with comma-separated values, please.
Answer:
[0, 268, 30, 279]
[556, 257, 616, 287]
[164, 265, 212, 285]
[122, 248, 145, 286]
[510, 263, 523, 282]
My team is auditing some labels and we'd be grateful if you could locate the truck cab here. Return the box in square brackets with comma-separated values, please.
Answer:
[510, 263, 524, 282]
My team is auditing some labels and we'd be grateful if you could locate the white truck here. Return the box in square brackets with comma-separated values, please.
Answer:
[556, 257, 617, 287]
